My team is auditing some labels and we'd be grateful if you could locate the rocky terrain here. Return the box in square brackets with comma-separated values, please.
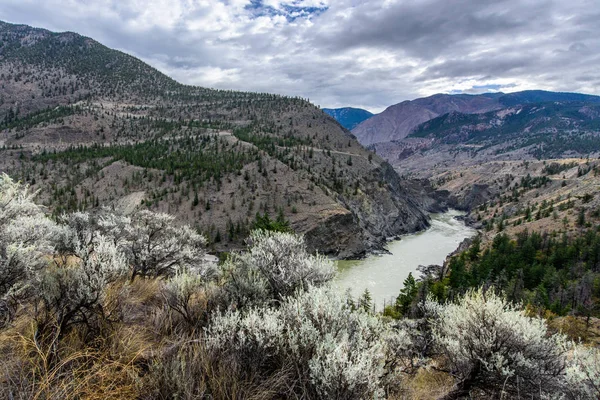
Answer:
[0, 20, 432, 258]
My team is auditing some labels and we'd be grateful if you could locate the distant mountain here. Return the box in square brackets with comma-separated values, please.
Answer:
[498, 90, 600, 107]
[408, 101, 600, 158]
[0, 20, 430, 258]
[352, 91, 600, 146]
[370, 100, 600, 178]
[351, 93, 503, 145]
[323, 107, 374, 130]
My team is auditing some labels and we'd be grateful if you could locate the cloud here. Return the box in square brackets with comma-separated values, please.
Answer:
[1, 0, 599, 113]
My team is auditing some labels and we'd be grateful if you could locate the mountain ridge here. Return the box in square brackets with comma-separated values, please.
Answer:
[349, 90, 600, 146]
[322, 107, 374, 130]
[0, 20, 431, 258]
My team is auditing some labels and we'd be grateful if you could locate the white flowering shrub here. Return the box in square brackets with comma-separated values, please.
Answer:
[54, 212, 98, 257]
[117, 210, 208, 280]
[564, 345, 600, 399]
[426, 288, 571, 398]
[0, 173, 42, 225]
[96, 210, 132, 246]
[223, 230, 335, 306]
[383, 318, 432, 377]
[56, 209, 209, 282]
[34, 233, 128, 337]
[161, 267, 220, 329]
[0, 216, 58, 296]
[206, 287, 387, 398]
[0, 175, 61, 326]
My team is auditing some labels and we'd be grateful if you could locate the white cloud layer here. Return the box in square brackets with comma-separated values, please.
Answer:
[2, 0, 599, 112]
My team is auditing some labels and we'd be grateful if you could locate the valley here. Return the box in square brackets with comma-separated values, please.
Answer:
[2, 14, 600, 400]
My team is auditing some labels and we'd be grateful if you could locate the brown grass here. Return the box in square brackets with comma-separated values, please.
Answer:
[0, 319, 144, 400]
[142, 340, 292, 400]
[391, 368, 454, 400]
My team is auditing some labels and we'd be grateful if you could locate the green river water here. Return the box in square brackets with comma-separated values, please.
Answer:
[334, 209, 476, 309]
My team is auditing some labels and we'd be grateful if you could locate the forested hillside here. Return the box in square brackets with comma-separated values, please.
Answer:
[0, 21, 429, 257]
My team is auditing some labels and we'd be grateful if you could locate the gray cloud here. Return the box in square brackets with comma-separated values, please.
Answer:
[1, 0, 599, 112]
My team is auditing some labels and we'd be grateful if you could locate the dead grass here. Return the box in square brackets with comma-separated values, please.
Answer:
[0, 319, 144, 400]
[391, 368, 454, 400]
[141, 338, 295, 400]
[2, 274, 465, 400]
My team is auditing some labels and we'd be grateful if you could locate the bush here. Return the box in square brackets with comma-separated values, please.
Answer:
[59, 209, 209, 281]
[426, 288, 571, 398]
[33, 234, 129, 342]
[113, 210, 208, 280]
[0, 173, 42, 225]
[160, 268, 220, 331]
[206, 287, 387, 399]
[564, 345, 600, 399]
[0, 174, 61, 326]
[222, 230, 334, 307]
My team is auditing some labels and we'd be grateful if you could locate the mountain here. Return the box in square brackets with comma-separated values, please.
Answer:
[322, 107, 374, 130]
[0, 21, 430, 258]
[497, 90, 600, 107]
[407, 101, 600, 158]
[351, 93, 503, 145]
[352, 90, 600, 146]
[368, 100, 600, 211]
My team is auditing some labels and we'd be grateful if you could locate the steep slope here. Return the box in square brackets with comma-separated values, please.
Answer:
[0, 21, 429, 258]
[351, 93, 503, 145]
[322, 107, 374, 130]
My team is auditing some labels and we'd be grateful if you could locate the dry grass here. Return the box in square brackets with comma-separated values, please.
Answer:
[2, 274, 463, 399]
[142, 340, 290, 400]
[0, 274, 289, 400]
[0, 320, 144, 400]
[391, 368, 454, 400]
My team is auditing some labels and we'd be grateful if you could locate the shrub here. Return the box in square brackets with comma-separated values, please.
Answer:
[160, 268, 220, 331]
[564, 345, 600, 399]
[206, 287, 387, 399]
[0, 173, 42, 225]
[223, 230, 334, 306]
[33, 234, 128, 343]
[117, 210, 208, 280]
[426, 288, 571, 398]
[0, 175, 60, 326]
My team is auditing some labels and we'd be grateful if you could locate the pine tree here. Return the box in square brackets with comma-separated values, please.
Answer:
[358, 289, 372, 313]
[395, 272, 418, 316]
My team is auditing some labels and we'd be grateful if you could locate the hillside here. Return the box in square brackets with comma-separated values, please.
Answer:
[351, 93, 503, 145]
[322, 107, 373, 130]
[409, 101, 600, 156]
[371, 100, 600, 184]
[352, 90, 600, 147]
[0, 21, 430, 258]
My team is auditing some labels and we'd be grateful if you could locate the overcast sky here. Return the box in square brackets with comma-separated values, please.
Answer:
[1, 0, 599, 112]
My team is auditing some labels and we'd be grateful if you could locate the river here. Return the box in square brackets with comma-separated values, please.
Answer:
[334, 209, 476, 309]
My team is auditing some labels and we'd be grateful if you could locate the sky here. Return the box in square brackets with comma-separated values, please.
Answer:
[1, 0, 599, 113]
